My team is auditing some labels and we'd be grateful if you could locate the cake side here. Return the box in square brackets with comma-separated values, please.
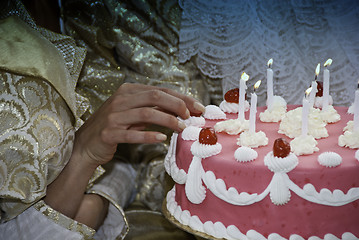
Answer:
[165, 106, 359, 239]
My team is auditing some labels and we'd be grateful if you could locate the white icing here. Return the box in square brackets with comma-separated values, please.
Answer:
[314, 95, 333, 108]
[343, 121, 353, 132]
[214, 119, 249, 135]
[237, 130, 268, 148]
[204, 105, 226, 120]
[348, 103, 354, 114]
[270, 172, 292, 205]
[181, 126, 201, 141]
[279, 107, 328, 139]
[191, 141, 222, 158]
[356, 150, 359, 162]
[182, 116, 205, 127]
[234, 146, 258, 162]
[164, 133, 187, 184]
[290, 135, 319, 156]
[219, 100, 249, 113]
[338, 130, 359, 149]
[185, 156, 206, 204]
[203, 171, 264, 205]
[318, 152, 342, 168]
[264, 152, 299, 173]
[166, 188, 359, 240]
[320, 105, 341, 123]
[259, 104, 287, 123]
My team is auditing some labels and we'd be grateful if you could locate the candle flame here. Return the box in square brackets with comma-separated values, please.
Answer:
[315, 63, 320, 76]
[305, 87, 312, 97]
[267, 58, 273, 68]
[254, 80, 261, 90]
[241, 72, 249, 81]
[324, 58, 332, 68]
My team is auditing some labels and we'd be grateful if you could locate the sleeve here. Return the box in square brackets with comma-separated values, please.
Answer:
[0, 201, 95, 240]
[89, 161, 137, 240]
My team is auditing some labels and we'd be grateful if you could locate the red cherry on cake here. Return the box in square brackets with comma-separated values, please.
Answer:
[199, 127, 217, 145]
[224, 88, 239, 103]
[316, 81, 323, 97]
[273, 138, 291, 158]
[224, 88, 247, 103]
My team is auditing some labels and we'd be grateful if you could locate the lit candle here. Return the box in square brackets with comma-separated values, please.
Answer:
[309, 63, 320, 108]
[354, 82, 359, 131]
[249, 80, 261, 133]
[239, 72, 249, 121]
[309, 81, 317, 108]
[302, 87, 312, 136]
[323, 59, 332, 111]
[267, 58, 273, 110]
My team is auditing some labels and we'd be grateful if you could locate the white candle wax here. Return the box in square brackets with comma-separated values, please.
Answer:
[249, 92, 257, 133]
[302, 97, 310, 136]
[323, 68, 330, 111]
[354, 89, 359, 131]
[309, 81, 317, 108]
[267, 68, 273, 110]
[238, 79, 246, 121]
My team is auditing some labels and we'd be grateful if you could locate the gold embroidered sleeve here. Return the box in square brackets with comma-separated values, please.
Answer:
[0, 72, 75, 222]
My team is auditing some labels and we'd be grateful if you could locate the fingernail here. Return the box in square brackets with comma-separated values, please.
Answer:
[194, 102, 206, 113]
[156, 133, 167, 141]
[185, 109, 190, 118]
[178, 121, 186, 131]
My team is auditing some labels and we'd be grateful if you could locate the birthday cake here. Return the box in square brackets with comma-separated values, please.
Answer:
[164, 98, 359, 239]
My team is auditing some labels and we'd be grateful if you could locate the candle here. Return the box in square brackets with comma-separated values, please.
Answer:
[354, 82, 359, 131]
[249, 80, 261, 133]
[267, 58, 274, 110]
[323, 59, 332, 111]
[309, 81, 317, 108]
[239, 72, 249, 121]
[302, 87, 312, 136]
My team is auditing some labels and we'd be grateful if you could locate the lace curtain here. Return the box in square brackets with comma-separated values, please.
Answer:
[178, 0, 359, 106]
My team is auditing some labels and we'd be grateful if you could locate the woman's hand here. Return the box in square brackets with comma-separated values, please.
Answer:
[45, 83, 205, 219]
[74, 83, 205, 168]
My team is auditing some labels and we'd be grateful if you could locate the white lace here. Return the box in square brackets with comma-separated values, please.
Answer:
[178, 0, 359, 106]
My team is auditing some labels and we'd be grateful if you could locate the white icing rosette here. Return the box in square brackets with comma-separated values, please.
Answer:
[290, 135, 319, 156]
[279, 107, 328, 139]
[264, 152, 299, 173]
[318, 152, 342, 168]
[181, 116, 206, 127]
[259, 105, 287, 123]
[320, 105, 340, 123]
[237, 131, 268, 148]
[314, 95, 333, 109]
[339, 130, 359, 149]
[264, 151, 298, 205]
[181, 126, 202, 141]
[219, 100, 249, 113]
[234, 146, 258, 162]
[260, 95, 287, 123]
[203, 105, 226, 120]
[214, 119, 249, 135]
[190, 141, 222, 158]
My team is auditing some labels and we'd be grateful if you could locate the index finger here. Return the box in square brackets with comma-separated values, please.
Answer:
[117, 83, 205, 115]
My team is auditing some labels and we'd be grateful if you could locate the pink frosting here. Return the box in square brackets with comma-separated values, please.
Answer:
[174, 106, 359, 239]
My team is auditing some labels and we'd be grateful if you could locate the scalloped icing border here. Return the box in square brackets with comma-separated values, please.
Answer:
[166, 187, 359, 240]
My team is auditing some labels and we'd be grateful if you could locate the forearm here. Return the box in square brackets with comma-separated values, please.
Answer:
[44, 149, 99, 219]
[74, 194, 109, 230]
